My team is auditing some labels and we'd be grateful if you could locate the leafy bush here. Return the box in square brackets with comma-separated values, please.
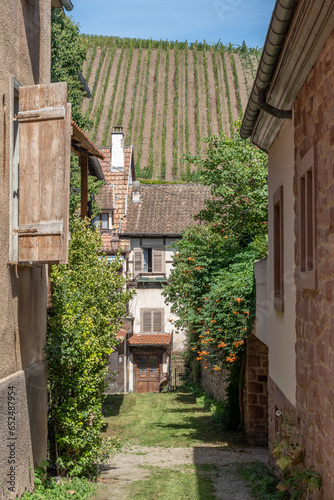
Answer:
[46, 216, 133, 477]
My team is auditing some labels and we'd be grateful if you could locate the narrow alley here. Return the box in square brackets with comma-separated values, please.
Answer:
[93, 392, 268, 499]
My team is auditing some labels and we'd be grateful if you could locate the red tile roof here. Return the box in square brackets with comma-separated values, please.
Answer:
[127, 334, 172, 345]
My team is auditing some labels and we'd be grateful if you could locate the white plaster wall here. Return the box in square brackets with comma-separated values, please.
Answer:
[128, 237, 186, 350]
[261, 118, 296, 405]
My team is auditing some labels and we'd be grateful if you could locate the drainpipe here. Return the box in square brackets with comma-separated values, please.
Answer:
[60, 0, 74, 11]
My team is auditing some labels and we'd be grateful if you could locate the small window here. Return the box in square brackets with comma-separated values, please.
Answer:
[93, 212, 112, 230]
[297, 147, 317, 289]
[273, 186, 284, 312]
[140, 309, 164, 333]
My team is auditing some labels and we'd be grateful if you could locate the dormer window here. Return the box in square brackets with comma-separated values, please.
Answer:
[93, 212, 113, 230]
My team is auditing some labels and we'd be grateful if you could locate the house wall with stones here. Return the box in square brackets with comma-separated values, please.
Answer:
[0, 2, 52, 497]
[293, 29, 334, 498]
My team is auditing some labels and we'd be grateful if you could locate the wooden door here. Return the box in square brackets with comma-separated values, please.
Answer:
[135, 354, 161, 393]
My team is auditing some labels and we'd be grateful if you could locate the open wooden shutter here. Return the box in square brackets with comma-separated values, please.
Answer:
[141, 310, 152, 332]
[14, 82, 70, 263]
[133, 248, 142, 274]
[153, 310, 163, 333]
[152, 248, 164, 273]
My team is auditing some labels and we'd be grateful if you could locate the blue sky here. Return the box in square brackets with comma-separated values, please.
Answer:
[71, 0, 276, 48]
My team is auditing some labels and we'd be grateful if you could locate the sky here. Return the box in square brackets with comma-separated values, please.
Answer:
[71, 0, 276, 48]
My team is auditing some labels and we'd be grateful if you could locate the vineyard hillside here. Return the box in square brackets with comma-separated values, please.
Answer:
[81, 36, 261, 181]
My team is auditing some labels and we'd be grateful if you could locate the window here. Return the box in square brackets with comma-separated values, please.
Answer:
[133, 247, 165, 274]
[297, 147, 317, 289]
[273, 186, 284, 312]
[140, 309, 164, 333]
[93, 212, 113, 230]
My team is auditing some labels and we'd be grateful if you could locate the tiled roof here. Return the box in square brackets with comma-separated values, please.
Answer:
[121, 184, 210, 235]
[71, 120, 104, 160]
[127, 334, 172, 345]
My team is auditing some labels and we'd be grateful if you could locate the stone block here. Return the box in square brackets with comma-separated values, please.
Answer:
[0, 371, 35, 499]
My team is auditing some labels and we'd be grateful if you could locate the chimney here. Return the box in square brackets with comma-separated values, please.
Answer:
[132, 181, 141, 203]
[111, 126, 124, 172]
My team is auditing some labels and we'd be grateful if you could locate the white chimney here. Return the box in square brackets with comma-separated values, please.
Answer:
[132, 181, 141, 203]
[111, 126, 124, 172]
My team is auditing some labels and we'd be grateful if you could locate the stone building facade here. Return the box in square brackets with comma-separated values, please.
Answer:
[241, 1, 334, 497]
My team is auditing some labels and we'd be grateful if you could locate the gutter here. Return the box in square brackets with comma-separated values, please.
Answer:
[240, 0, 298, 140]
[60, 0, 74, 11]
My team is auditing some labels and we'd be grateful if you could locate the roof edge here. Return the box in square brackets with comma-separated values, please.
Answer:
[240, 0, 298, 140]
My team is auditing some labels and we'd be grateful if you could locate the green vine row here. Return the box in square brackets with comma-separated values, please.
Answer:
[173, 42, 179, 178]
[102, 44, 125, 145]
[117, 44, 134, 127]
[147, 42, 162, 178]
[91, 44, 116, 142]
[160, 48, 169, 179]
[125, 43, 142, 145]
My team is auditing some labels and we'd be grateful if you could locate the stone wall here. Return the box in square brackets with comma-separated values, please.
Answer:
[201, 366, 229, 402]
[293, 29, 334, 498]
[244, 334, 269, 446]
[267, 377, 296, 471]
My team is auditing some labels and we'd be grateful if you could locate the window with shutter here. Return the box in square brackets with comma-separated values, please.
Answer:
[140, 309, 164, 333]
[134, 248, 142, 274]
[142, 310, 153, 332]
[153, 310, 163, 332]
[152, 249, 164, 273]
[10, 81, 71, 264]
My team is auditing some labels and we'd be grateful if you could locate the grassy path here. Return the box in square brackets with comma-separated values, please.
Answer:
[92, 392, 268, 499]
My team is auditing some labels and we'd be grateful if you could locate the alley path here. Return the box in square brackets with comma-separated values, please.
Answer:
[92, 392, 268, 499]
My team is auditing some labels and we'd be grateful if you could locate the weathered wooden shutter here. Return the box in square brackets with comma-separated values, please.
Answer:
[13, 82, 70, 263]
[153, 310, 163, 333]
[133, 248, 142, 274]
[152, 248, 164, 273]
[141, 310, 152, 332]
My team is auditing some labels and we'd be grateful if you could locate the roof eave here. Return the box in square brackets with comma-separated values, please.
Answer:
[241, 0, 334, 151]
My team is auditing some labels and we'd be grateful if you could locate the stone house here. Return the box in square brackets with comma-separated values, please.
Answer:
[240, 0, 334, 496]
[0, 2, 105, 497]
[95, 129, 209, 393]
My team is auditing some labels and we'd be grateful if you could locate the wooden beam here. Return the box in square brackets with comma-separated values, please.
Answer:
[80, 155, 88, 219]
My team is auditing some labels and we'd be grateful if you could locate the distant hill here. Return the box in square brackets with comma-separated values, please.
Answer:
[81, 36, 261, 181]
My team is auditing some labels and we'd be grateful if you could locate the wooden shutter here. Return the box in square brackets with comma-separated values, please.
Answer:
[153, 310, 164, 333]
[133, 248, 142, 274]
[152, 248, 164, 273]
[14, 82, 70, 263]
[141, 310, 152, 332]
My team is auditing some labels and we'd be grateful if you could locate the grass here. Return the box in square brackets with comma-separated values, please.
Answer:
[102, 392, 247, 448]
[21, 476, 98, 500]
[127, 465, 216, 500]
[237, 461, 285, 500]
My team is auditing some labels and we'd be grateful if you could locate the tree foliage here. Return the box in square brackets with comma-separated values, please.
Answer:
[51, 8, 88, 129]
[192, 123, 268, 239]
[46, 217, 133, 477]
[163, 127, 268, 375]
[51, 9, 103, 214]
